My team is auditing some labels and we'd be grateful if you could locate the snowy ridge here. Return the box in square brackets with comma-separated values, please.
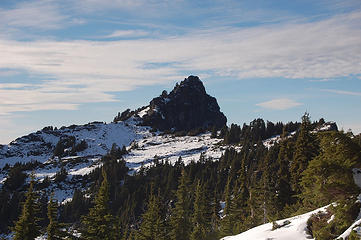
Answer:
[0, 117, 226, 203]
[0, 121, 140, 169]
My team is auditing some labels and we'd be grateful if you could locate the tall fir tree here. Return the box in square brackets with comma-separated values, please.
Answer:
[82, 168, 117, 240]
[190, 180, 212, 240]
[47, 192, 60, 240]
[220, 176, 234, 237]
[169, 170, 192, 240]
[13, 174, 41, 240]
[275, 130, 293, 215]
[137, 191, 166, 240]
[290, 113, 318, 194]
[301, 131, 361, 208]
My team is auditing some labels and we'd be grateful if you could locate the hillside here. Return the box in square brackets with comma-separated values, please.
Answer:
[0, 76, 360, 240]
[223, 169, 361, 240]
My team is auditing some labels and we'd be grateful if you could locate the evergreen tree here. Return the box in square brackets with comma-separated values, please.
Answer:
[220, 177, 234, 237]
[190, 180, 212, 240]
[301, 131, 361, 208]
[290, 113, 318, 194]
[47, 192, 60, 240]
[169, 170, 192, 240]
[13, 174, 41, 240]
[137, 192, 166, 240]
[262, 145, 279, 222]
[275, 132, 293, 214]
[82, 168, 117, 240]
[211, 126, 218, 138]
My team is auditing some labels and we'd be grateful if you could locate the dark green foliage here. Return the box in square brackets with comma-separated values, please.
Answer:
[224, 124, 241, 144]
[137, 192, 166, 240]
[81, 169, 117, 240]
[53, 136, 76, 157]
[3, 166, 27, 191]
[275, 132, 294, 213]
[290, 113, 318, 194]
[54, 167, 67, 183]
[2, 115, 360, 239]
[47, 193, 61, 240]
[13, 174, 41, 240]
[211, 126, 218, 138]
[307, 199, 361, 240]
[301, 131, 361, 207]
[169, 170, 192, 240]
[190, 180, 212, 240]
[71, 140, 88, 154]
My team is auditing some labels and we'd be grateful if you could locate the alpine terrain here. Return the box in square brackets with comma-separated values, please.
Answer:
[0, 76, 360, 240]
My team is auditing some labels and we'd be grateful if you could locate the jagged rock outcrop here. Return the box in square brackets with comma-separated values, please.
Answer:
[140, 75, 227, 131]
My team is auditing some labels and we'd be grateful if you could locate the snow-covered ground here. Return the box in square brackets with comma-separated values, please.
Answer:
[222, 206, 329, 240]
[124, 132, 224, 170]
[223, 168, 361, 240]
[0, 121, 140, 169]
[0, 117, 227, 202]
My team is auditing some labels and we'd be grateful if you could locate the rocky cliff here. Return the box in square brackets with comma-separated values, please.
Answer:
[140, 76, 227, 132]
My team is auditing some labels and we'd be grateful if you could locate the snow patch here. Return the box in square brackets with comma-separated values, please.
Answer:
[222, 206, 329, 240]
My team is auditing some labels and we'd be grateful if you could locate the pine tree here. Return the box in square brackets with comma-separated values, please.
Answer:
[262, 145, 279, 222]
[82, 168, 116, 240]
[210, 189, 220, 237]
[290, 113, 318, 194]
[275, 131, 293, 214]
[228, 159, 249, 234]
[13, 174, 41, 240]
[47, 192, 60, 240]
[190, 180, 212, 240]
[137, 192, 166, 240]
[169, 170, 192, 240]
[220, 177, 234, 237]
[301, 131, 361, 208]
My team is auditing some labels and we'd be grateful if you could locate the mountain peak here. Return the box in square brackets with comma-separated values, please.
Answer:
[174, 75, 206, 94]
[140, 75, 227, 132]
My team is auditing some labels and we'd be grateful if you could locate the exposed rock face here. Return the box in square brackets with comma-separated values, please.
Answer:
[141, 76, 227, 131]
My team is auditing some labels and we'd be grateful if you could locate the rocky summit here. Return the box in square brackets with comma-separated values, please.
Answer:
[141, 75, 227, 132]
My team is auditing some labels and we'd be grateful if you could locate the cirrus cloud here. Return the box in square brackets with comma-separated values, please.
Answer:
[256, 98, 303, 110]
[0, 11, 360, 116]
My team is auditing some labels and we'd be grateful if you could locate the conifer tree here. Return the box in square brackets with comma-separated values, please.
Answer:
[137, 191, 166, 240]
[210, 189, 220, 237]
[190, 180, 212, 240]
[82, 168, 116, 240]
[13, 174, 41, 240]
[47, 192, 60, 240]
[228, 159, 249, 233]
[301, 131, 361, 208]
[290, 113, 318, 194]
[220, 177, 234, 237]
[275, 130, 293, 213]
[262, 145, 279, 222]
[169, 170, 192, 240]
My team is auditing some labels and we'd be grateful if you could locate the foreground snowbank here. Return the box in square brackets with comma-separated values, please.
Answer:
[222, 206, 329, 240]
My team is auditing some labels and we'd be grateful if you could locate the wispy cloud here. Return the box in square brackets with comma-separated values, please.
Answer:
[103, 30, 150, 38]
[256, 98, 303, 110]
[0, 11, 360, 116]
[322, 89, 361, 96]
[309, 78, 335, 82]
[0, 0, 68, 30]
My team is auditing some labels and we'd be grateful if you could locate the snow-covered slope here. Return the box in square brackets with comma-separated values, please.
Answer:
[0, 120, 139, 169]
[223, 168, 361, 240]
[222, 206, 329, 240]
[0, 117, 226, 203]
[124, 132, 223, 170]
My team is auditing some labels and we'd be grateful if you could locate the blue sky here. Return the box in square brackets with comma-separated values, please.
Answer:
[0, 0, 361, 144]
